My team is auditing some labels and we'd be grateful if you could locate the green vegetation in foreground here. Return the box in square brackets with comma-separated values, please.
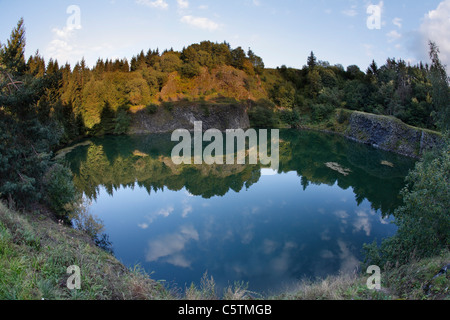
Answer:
[0, 202, 170, 300]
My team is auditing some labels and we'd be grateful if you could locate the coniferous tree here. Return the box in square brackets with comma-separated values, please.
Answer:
[428, 41, 450, 131]
[307, 51, 317, 70]
[0, 18, 27, 76]
[27, 50, 46, 78]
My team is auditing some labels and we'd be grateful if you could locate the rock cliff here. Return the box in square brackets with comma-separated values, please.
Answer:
[129, 103, 250, 134]
[344, 111, 442, 158]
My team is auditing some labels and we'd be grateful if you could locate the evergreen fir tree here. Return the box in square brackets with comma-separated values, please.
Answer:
[307, 51, 317, 70]
[0, 18, 27, 76]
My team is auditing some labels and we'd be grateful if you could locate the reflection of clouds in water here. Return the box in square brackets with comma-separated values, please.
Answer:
[320, 250, 334, 259]
[334, 210, 349, 219]
[181, 198, 193, 218]
[223, 240, 299, 281]
[333, 207, 381, 237]
[184, 191, 194, 197]
[353, 209, 372, 236]
[138, 222, 149, 230]
[320, 228, 331, 241]
[379, 216, 390, 225]
[145, 225, 199, 268]
[242, 206, 261, 215]
[241, 229, 254, 245]
[139, 205, 175, 227]
[158, 206, 174, 217]
[337, 239, 360, 274]
[262, 239, 278, 255]
[270, 242, 297, 273]
[182, 205, 193, 218]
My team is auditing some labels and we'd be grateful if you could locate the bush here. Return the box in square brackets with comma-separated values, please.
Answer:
[248, 103, 278, 128]
[43, 164, 78, 219]
[181, 62, 201, 78]
[336, 109, 351, 124]
[145, 103, 159, 115]
[279, 108, 300, 128]
[311, 104, 335, 123]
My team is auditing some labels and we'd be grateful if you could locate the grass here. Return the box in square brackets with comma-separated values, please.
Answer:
[0, 201, 448, 300]
[0, 202, 170, 300]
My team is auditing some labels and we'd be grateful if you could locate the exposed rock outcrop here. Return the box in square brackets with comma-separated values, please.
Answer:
[129, 103, 250, 134]
[344, 111, 442, 158]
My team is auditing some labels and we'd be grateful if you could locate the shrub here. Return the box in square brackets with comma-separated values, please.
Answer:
[279, 108, 300, 128]
[145, 103, 159, 115]
[311, 104, 335, 123]
[180, 62, 201, 78]
[337, 109, 351, 124]
[43, 164, 78, 219]
[248, 104, 278, 128]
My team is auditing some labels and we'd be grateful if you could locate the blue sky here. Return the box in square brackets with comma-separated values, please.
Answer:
[1, 0, 449, 71]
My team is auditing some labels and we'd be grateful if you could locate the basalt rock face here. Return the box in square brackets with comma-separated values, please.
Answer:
[129, 104, 250, 134]
[345, 111, 442, 158]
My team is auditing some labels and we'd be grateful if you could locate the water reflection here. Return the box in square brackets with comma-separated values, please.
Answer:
[64, 130, 416, 294]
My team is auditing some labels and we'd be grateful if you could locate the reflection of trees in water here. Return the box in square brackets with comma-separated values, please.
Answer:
[68, 141, 261, 201]
[65, 130, 416, 215]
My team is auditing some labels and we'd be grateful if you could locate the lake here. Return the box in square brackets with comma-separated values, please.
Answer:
[63, 129, 416, 295]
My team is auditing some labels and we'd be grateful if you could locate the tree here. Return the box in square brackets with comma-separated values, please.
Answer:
[27, 50, 46, 78]
[307, 69, 322, 98]
[307, 51, 317, 70]
[247, 48, 265, 75]
[231, 47, 246, 70]
[0, 18, 27, 76]
[0, 20, 63, 207]
[428, 41, 450, 131]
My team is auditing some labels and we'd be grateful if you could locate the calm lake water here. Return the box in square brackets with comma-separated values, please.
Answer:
[64, 130, 416, 295]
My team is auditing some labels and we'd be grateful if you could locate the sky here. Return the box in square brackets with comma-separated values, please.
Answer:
[1, 0, 449, 72]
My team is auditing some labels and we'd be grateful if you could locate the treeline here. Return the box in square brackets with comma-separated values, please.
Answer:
[25, 39, 266, 131]
[264, 49, 449, 131]
[17, 19, 450, 136]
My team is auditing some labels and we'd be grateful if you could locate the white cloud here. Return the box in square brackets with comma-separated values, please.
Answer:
[387, 30, 402, 43]
[418, 0, 450, 71]
[342, 8, 358, 17]
[177, 0, 189, 9]
[393, 17, 402, 28]
[180, 15, 219, 31]
[136, 0, 168, 9]
[46, 26, 82, 65]
[363, 43, 375, 57]
[342, 2, 359, 17]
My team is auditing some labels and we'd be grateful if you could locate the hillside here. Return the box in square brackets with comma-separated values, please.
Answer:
[19, 38, 449, 146]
